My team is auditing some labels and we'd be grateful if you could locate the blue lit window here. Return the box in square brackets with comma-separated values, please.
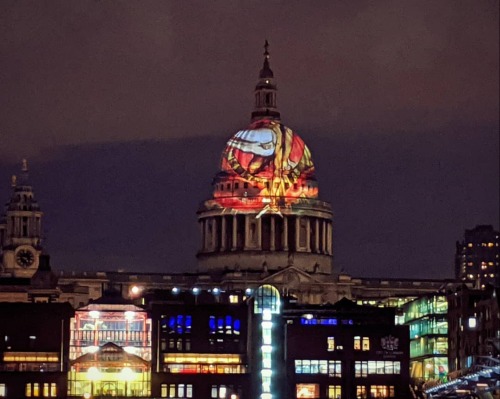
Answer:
[164, 314, 192, 335]
[209, 315, 241, 335]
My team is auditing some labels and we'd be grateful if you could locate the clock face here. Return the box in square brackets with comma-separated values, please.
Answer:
[16, 249, 35, 268]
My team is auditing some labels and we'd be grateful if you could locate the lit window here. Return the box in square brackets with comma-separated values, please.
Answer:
[0, 383, 6, 397]
[26, 383, 32, 397]
[362, 337, 370, 351]
[370, 385, 394, 398]
[327, 337, 335, 352]
[356, 386, 367, 399]
[328, 385, 341, 399]
[210, 385, 239, 399]
[229, 295, 239, 304]
[295, 360, 341, 377]
[296, 383, 319, 398]
[33, 383, 39, 397]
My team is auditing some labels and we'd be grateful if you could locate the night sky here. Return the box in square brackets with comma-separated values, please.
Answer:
[1, 1, 498, 279]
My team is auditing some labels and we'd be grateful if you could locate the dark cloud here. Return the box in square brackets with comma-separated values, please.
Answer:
[1, 1, 498, 157]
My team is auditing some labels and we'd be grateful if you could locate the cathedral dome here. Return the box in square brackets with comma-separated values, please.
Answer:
[213, 119, 318, 210]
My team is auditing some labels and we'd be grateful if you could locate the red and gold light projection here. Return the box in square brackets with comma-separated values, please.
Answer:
[215, 119, 318, 214]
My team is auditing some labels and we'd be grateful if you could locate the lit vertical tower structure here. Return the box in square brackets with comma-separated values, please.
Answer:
[0, 160, 44, 278]
[197, 42, 334, 276]
[455, 225, 500, 289]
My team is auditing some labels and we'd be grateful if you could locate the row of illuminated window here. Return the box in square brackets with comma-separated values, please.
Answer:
[163, 353, 242, 364]
[401, 296, 448, 322]
[295, 360, 342, 377]
[354, 361, 401, 377]
[467, 242, 497, 247]
[71, 330, 150, 343]
[209, 316, 241, 335]
[159, 315, 241, 336]
[163, 364, 246, 374]
[295, 360, 401, 378]
[326, 336, 369, 351]
[3, 352, 58, 362]
[410, 337, 448, 357]
[296, 384, 395, 399]
[0, 363, 59, 372]
[409, 319, 448, 339]
[74, 319, 147, 331]
[160, 384, 241, 398]
[25, 383, 57, 397]
[300, 317, 353, 326]
[218, 180, 311, 192]
[467, 261, 497, 267]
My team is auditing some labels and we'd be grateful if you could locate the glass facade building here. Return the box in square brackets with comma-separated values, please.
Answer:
[400, 294, 448, 382]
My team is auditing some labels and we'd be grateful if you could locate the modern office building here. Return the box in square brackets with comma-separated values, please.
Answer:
[400, 294, 448, 382]
[284, 298, 410, 399]
[455, 225, 500, 289]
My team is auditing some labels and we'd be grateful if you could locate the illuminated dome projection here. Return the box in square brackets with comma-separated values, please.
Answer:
[215, 119, 317, 213]
[197, 42, 333, 276]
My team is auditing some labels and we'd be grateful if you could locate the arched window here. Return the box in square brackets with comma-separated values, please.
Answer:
[265, 93, 273, 106]
[254, 284, 280, 314]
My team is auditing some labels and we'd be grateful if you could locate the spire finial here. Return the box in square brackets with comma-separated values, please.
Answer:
[251, 40, 280, 122]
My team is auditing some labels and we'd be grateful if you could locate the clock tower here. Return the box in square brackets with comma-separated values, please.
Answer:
[0, 160, 43, 278]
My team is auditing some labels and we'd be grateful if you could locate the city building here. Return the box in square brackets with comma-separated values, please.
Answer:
[0, 302, 73, 398]
[455, 225, 500, 289]
[447, 284, 500, 373]
[284, 298, 410, 399]
[1, 42, 497, 398]
[400, 294, 448, 382]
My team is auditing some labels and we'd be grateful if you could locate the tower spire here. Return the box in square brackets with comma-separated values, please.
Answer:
[251, 40, 280, 122]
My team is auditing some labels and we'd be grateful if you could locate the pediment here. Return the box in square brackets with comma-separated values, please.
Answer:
[262, 266, 321, 287]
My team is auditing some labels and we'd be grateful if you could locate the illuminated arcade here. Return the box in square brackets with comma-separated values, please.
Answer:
[67, 299, 151, 397]
[198, 42, 333, 275]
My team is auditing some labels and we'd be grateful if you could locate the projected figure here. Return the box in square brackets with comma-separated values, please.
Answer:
[223, 120, 314, 205]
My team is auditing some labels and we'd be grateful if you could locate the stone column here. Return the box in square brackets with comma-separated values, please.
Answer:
[295, 217, 301, 250]
[211, 218, 218, 250]
[283, 217, 289, 250]
[199, 220, 204, 250]
[244, 215, 250, 250]
[220, 216, 227, 251]
[315, 219, 320, 253]
[327, 222, 332, 255]
[203, 219, 209, 251]
[270, 216, 276, 251]
[322, 220, 327, 254]
[306, 217, 311, 252]
[232, 216, 238, 250]
[256, 216, 262, 250]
